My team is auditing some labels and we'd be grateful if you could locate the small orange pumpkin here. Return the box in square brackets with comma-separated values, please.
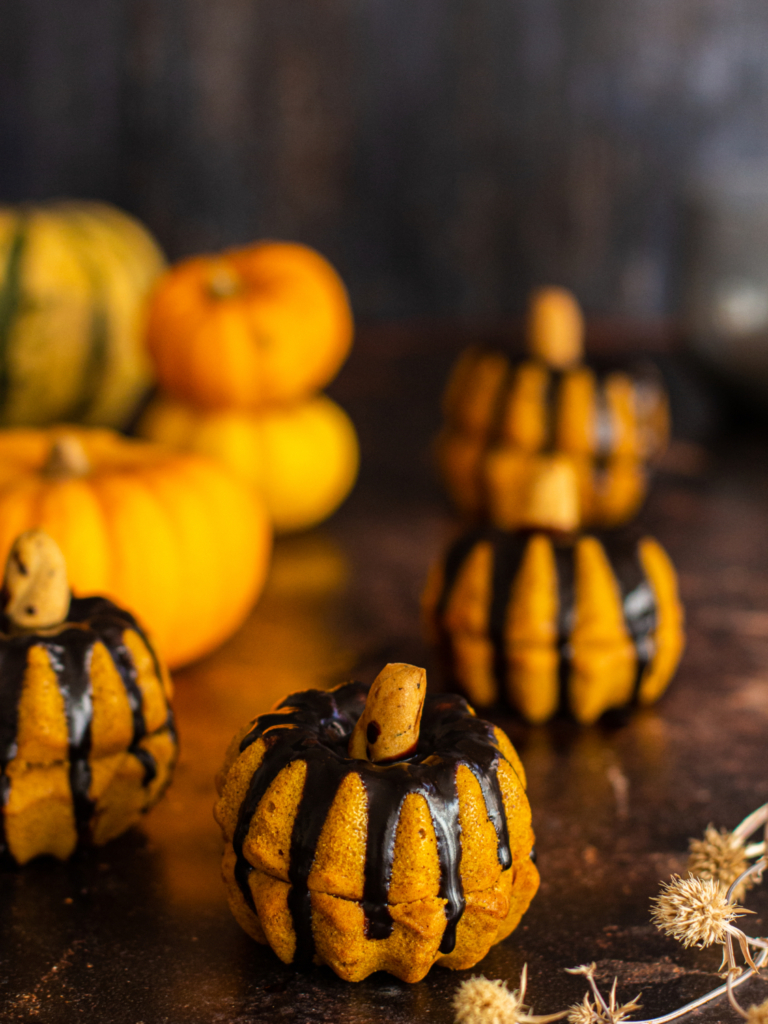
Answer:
[145, 242, 354, 411]
[0, 428, 272, 667]
[138, 392, 359, 534]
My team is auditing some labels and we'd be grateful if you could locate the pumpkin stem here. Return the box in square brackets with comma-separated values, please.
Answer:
[526, 286, 584, 369]
[43, 434, 91, 479]
[349, 663, 427, 763]
[520, 455, 581, 533]
[2, 529, 70, 630]
[207, 265, 243, 299]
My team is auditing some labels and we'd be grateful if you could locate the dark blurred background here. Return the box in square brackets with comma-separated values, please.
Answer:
[4, 0, 768, 326]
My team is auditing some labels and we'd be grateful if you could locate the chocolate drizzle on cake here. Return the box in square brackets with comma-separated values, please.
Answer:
[0, 595, 176, 857]
[232, 683, 514, 970]
[435, 529, 658, 716]
[464, 349, 630, 460]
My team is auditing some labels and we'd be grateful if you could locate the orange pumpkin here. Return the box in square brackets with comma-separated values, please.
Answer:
[0, 428, 272, 667]
[138, 392, 359, 534]
[145, 242, 354, 411]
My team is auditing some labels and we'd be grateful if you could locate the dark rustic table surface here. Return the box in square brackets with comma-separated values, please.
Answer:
[2, 325, 768, 1024]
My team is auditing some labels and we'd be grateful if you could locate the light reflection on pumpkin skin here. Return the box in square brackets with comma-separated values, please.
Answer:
[140, 532, 354, 913]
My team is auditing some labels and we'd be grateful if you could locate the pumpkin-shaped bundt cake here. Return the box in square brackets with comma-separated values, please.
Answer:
[0, 530, 176, 864]
[215, 663, 538, 982]
[422, 524, 685, 725]
[437, 287, 670, 530]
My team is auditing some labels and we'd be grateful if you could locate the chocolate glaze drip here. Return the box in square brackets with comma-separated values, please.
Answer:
[609, 538, 657, 696]
[0, 595, 175, 858]
[540, 367, 564, 454]
[436, 529, 658, 717]
[553, 544, 577, 710]
[470, 352, 611, 456]
[232, 683, 514, 970]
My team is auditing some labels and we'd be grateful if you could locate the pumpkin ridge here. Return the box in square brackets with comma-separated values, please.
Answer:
[136, 458, 230, 644]
[154, 452, 270, 664]
[0, 201, 163, 429]
[87, 472, 183, 654]
[57, 215, 111, 423]
[0, 219, 26, 421]
[37, 474, 113, 595]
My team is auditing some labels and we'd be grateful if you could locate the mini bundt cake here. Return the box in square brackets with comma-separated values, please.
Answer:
[422, 525, 685, 725]
[0, 529, 176, 863]
[215, 662, 539, 982]
[437, 287, 670, 530]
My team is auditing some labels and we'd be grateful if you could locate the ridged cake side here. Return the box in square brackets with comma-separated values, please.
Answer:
[423, 530, 684, 724]
[0, 597, 176, 863]
[214, 684, 538, 982]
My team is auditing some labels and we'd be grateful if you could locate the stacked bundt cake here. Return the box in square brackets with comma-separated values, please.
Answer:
[437, 287, 670, 530]
[422, 527, 684, 725]
[0, 529, 176, 863]
[214, 662, 539, 982]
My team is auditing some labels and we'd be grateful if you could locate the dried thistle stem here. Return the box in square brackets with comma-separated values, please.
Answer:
[727, 968, 750, 1020]
[733, 804, 768, 845]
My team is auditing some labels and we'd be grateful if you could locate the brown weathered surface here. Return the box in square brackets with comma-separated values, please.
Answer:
[0, 322, 765, 1022]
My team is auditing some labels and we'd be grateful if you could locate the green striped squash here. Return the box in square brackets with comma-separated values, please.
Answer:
[0, 201, 165, 428]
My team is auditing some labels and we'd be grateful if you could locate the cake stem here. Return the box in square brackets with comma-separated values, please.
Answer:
[2, 529, 70, 629]
[526, 286, 584, 369]
[349, 662, 426, 763]
[43, 433, 91, 479]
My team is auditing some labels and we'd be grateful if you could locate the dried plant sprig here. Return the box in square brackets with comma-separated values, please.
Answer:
[566, 964, 597, 978]
[687, 827, 753, 901]
[650, 874, 752, 950]
[567, 994, 602, 1024]
[454, 809, 768, 1024]
[732, 803, 768, 845]
[603, 978, 642, 1023]
[566, 964, 608, 1015]
[453, 966, 568, 1024]
[564, 969, 640, 1024]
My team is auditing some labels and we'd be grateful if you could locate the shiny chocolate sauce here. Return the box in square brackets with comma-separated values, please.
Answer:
[0, 595, 176, 858]
[476, 352, 628, 459]
[232, 682, 515, 970]
[435, 529, 658, 713]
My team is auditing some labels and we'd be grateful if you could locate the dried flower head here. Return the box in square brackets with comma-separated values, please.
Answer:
[453, 968, 567, 1024]
[454, 974, 527, 1024]
[603, 991, 642, 1024]
[567, 994, 601, 1024]
[565, 974, 641, 1024]
[687, 826, 752, 900]
[650, 874, 749, 948]
[747, 999, 768, 1024]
